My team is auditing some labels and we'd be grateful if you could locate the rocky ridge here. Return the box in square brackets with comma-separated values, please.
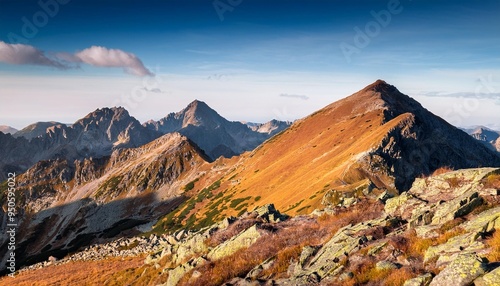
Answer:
[5, 168, 500, 285]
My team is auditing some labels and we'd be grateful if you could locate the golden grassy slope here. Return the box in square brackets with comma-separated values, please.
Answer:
[157, 81, 420, 232]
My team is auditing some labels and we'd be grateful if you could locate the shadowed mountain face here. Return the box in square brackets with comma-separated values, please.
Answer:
[143, 100, 291, 160]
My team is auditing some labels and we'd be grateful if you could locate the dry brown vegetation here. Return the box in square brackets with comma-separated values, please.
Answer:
[179, 199, 384, 286]
[390, 227, 466, 260]
[483, 172, 500, 189]
[431, 166, 454, 176]
[486, 230, 500, 262]
[0, 256, 147, 286]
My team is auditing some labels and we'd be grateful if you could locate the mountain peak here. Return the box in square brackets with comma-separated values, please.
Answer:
[364, 79, 391, 90]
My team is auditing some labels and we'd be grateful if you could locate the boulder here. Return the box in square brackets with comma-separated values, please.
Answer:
[428, 253, 488, 286]
[463, 206, 500, 234]
[375, 260, 399, 270]
[164, 256, 207, 286]
[253, 204, 289, 223]
[474, 265, 500, 286]
[403, 273, 433, 286]
[431, 192, 483, 225]
[172, 232, 209, 264]
[424, 232, 484, 265]
[207, 225, 261, 261]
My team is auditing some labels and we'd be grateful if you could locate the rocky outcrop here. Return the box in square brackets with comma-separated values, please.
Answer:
[474, 265, 500, 286]
[208, 225, 261, 261]
[429, 253, 488, 286]
[7, 167, 500, 285]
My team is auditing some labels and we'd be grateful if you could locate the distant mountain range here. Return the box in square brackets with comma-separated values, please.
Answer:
[0, 125, 17, 134]
[0, 101, 290, 180]
[1, 80, 500, 275]
[143, 100, 291, 159]
[461, 126, 500, 153]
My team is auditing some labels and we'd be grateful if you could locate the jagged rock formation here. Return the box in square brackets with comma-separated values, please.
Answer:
[0, 107, 160, 181]
[144, 100, 290, 160]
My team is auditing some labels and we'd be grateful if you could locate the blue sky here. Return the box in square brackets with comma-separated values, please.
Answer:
[0, 0, 499, 129]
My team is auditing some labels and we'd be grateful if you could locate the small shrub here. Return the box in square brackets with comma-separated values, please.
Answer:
[261, 245, 303, 278]
[483, 173, 500, 189]
[383, 267, 416, 285]
[446, 177, 462, 188]
[183, 178, 199, 192]
[432, 166, 454, 176]
[487, 230, 500, 262]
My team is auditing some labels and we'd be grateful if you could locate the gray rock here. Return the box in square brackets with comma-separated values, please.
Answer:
[253, 204, 289, 223]
[375, 260, 399, 270]
[429, 253, 488, 286]
[474, 265, 500, 286]
[208, 225, 261, 261]
[403, 273, 433, 286]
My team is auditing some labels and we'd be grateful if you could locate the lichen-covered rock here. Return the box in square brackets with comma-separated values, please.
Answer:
[172, 231, 209, 264]
[474, 265, 500, 286]
[410, 169, 497, 202]
[207, 225, 261, 261]
[428, 253, 488, 286]
[164, 256, 207, 286]
[404, 273, 433, 286]
[424, 232, 484, 264]
[301, 217, 388, 279]
[375, 260, 399, 270]
[431, 192, 483, 225]
[463, 206, 500, 234]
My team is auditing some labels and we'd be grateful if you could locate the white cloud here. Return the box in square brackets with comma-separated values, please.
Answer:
[0, 41, 68, 69]
[73, 46, 154, 76]
[279, 93, 310, 100]
[0, 42, 153, 77]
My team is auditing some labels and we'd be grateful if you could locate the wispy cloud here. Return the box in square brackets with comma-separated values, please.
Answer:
[0, 42, 153, 77]
[0, 41, 69, 69]
[419, 91, 500, 103]
[186, 49, 219, 55]
[71, 46, 154, 76]
[141, 87, 166, 93]
[279, 93, 309, 100]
